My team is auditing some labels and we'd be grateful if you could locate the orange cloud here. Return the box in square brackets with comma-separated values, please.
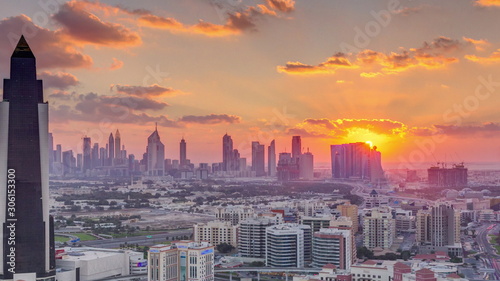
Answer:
[278, 37, 463, 76]
[288, 118, 408, 139]
[463, 37, 490, 51]
[110, 58, 124, 70]
[475, 0, 500, 7]
[465, 49, 500, 64]
[112, 84, 182, 97]
[266, 0, 296, 12]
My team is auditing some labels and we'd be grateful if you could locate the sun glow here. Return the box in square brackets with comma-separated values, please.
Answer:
[344, 128, 388, 149]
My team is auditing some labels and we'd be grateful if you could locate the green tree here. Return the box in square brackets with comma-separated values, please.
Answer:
[216, 243, 235, 253]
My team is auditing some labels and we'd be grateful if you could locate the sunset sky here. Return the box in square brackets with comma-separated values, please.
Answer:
[2, 0, 500, 168]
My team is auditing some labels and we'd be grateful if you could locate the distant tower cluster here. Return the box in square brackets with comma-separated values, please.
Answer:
[330, 142, 384, 183]
[146, 124, 165, 176]
[222, 134, 240, 172]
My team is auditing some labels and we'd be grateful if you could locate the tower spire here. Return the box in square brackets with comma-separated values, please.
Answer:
[12, 35, 35, 58]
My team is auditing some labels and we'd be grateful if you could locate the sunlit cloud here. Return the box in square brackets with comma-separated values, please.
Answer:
[179, 114, 242, 125]
[278, 37, 464, 76]
[465, 49, 500, 64]
[475, 0, 500, 7]
[463, 37, 490, 51]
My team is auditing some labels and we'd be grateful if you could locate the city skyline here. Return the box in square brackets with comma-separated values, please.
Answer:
[1, 1, 500, 166]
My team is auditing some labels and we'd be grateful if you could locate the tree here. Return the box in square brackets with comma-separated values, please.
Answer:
[357, 246, 374, 259]
[216, 243, 235, 253]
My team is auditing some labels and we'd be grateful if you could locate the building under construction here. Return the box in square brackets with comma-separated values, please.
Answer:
[427, 163, 468, 187]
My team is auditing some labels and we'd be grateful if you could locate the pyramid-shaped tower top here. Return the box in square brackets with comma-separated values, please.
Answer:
[12, 35, 35, 58]
[115, 129, 121, 138]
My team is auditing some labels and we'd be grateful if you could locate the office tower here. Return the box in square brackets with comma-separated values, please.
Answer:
[0, 36, 55, 279]
[55, 144, 62, 163]
[99, 147, 107, 167]
[416, 204, 460, 248]
[180, 138, 187, 168]
[238, 158, 247, 171]
[148, 241, 214, 281]
[312, 228, 353, 270]
[82, 137, 92, 172]
[330, 142, 384, 182]
[299, 149, 314, 180]
[300, 215, 335, 233]
[76, 153, 83, 171]
[268, 140, 276, 177]
[292, 136, 302, 161]
[337, 203, 359, 233]
[62, 150, 74, 175]
[427, 163, 468, 187]
[193, 221, 239, 248]
[92, 143, 99, 168]
[277, 152, 299, 181]
[114, 130, 121, 161]
[146, 124, 165, 176]
[363, 206, 395, 250]
[251, 141, 265, 177]
[265, 224, 311, 267]
[232, 149, 240, 171]
[222, 134, 234, 171]
[108, 132, 114, 166]
[239, 218, 277, 258]
[48, 133, 54, 173]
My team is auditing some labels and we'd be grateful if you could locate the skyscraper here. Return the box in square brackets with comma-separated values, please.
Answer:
[222, 134, 234, 171]
[268, 140, 276, 177]
[291, 136, 302, 161]
[0, 36, 55, 279]
[48, 133, 54, 174]
[82, 137, 92, 172]
[146, 124, 165, 176]
[180, 138, 187, 168]
[251, 141, 265, 177]
[299, 149, 314, 180]
[108, 132, 114, 166]
[115, 129, 121, 161]
[330, 142, 384, 182]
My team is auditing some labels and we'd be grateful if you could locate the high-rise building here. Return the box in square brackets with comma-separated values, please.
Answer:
[277, 152, 299, 181]
[252, 141, 265, 177]
[0, 35, 55, 279]
[337, 202, 359, 233]
[222, 134, 234, 171]
[108, 132, 114, 166]
[55, 144, 62, 163]
[82, 137, 92, 172]
[292, 135, 302, 161]
[115, 129, 121, 161]
[239, 217, 277, 258]
[48, 133, 54, 174]
[363, 206, 395, 250]
[416, 204, 461, 256]
[180, 138, 187, 168]
[427, 163, 468, 187]
[148, 241, 214, 281]
[268, 140, 276, 177]
[312, 228, 354, 270]
[330, 142, 384, 183]
[265, 224, 311, 267]
[146, 124, 165, 176]
[299, 149, 314, 180]
[92, 143, 100, 169]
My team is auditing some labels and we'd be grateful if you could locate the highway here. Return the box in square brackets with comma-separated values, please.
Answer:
[475, 223, 500, 280]
[79, 228, 193, 248]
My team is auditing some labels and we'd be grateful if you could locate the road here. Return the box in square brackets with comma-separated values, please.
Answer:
[475, 223, 500, 280]
[80, 229, 193, 248]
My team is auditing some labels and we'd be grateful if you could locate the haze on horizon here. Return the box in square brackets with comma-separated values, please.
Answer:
[1, 0, 500, 167]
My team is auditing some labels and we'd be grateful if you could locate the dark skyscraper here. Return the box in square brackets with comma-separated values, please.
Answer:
[82, 137, 92, 172]
[108, 132, 114, 166]
[252, 141, 265, 177]
[180, 138, 187, 168]
[292, 136, 302, 161]
[222, 134, 234, 171]
[268, 140, 276, 177]
[0, 36, 55, 279]
[115, 129, 121, 160]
